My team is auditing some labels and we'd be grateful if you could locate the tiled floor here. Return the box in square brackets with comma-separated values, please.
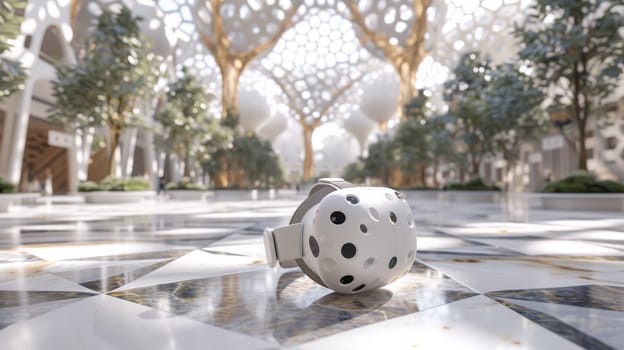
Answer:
[0, 194, 622, 349]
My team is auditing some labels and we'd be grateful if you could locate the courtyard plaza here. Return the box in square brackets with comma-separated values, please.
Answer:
[0, 193, 622, 349]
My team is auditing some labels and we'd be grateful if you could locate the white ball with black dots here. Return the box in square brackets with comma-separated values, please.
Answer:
[264, 178, 417, 294]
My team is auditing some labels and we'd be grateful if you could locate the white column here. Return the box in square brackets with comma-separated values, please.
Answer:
[0, 94, 20, 178]
[1, 81, 34, 185]
[171, 155, 180, 183]
[157, 151, 166, 177]
[76, 127, 94, 182]
[141, 103, 158, 188]
[66, 139, 78, 193]
[120, 128, 138, 178]
[142, 128, 157, 186]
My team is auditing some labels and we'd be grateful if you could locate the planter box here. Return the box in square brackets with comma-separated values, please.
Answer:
[212, 189, 280, 201]
[402, 190, 442, 201]
[441, 190, 501, 203]
[82, 191, 156, 204]
[0, 193, 40, 212]
[403, 190, 500, 203]
[167, 190, 213, 201]
[35, 195, 85, 204]
[540, 193, 624, 211]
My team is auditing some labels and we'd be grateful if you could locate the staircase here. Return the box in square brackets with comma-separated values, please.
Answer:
[20, 119, 69, 193]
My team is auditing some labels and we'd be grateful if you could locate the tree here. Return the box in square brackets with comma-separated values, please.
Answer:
[342, 159, 367, 184]
[0, 0, 27, 100]
[515, 0, 624, 170]
[483, 63, 545, 173]
[234, 134, 284, 188]
[264, 9, 369, 180]
[203, 133, 284, 189]
[272, 75, 363, 180]
[346, 0, 433, 118]
[194, 1, 300, 120]
[424, 113, 460, 187]
[50, 6, 159, 176]
[364, 136, 400, 185]
[443, 52, 496, 176]
[155, 67, 218, 178]
[394, 92, 431, 184]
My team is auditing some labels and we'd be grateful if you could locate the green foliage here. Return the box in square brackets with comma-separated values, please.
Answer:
[165, 177, 207, 191]
[235, 134, 285, 187]
[402, 90, 429, 119]
[51, 6, 159, 130]
[105, 177, 150, 191]
[78, 177, 150, 192]
[77, 181, 100, 192]
[443, 52, 496, 175]
[442, 52, 547, 175]
[0, 177, 17, 193]
[443, 178, 501, 192]
[0, 0, 27, 100]
[222, 109, 240, 129]
[484, 63, 546, 165]
[362, 93, 461, 186]
[402, 186, 437, 191]
[203, 133, 284, 189]
[50, 6, 160, 176]
[394, 118, 430, 175]
[394, 91, 432, 176]
[197, 123, 234, 161]
[541, 173, 624, 193]
[515, 0, 624, 170]
[427, 114, 462, 166]
[155, 66, 220, 176]
[342, 160, 367, 184]
[363, 136, 400, 184]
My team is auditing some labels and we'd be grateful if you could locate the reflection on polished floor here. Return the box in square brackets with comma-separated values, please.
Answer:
[0, 194, 623, 349]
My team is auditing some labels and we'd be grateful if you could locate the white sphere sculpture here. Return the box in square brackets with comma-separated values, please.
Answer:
[343, 109, 375, 154]
[257, 112, 289, 141]
[360, 78, 400, 125]
[238, 90, 271, 133]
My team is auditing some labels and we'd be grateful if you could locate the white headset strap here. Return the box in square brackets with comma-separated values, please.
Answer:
[264, 178, 355, 270]
[290, 178, 355, 224]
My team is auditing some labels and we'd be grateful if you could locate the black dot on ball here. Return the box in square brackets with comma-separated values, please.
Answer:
[346, 195, 359, 205]
[395, 191, 405, 200]
[359, 224, 368, 233]
[388, 256, 398, 269]
[389, 211, 397, 224]
[309, 236, 319, 257]
[330, 211, 346, 225]
[352, 284, 366, 292]
[341, 243, 357, 258]
[340, 275, 354, 284]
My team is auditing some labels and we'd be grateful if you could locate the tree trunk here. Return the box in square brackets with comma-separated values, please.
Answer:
[432, 161, 439, 187]
[302, 124, 315, 180]
[458, 165, 466, 182]
[577, 120, 588, 170]
[396, 61, 420, 119]
[107, 126, 120, 177]
[571, 13, 589, 172]
[470, 152, 480, 178]
[419, 164, 427, 186]
[504, 160, 513, 192]
[220, 63, 242, 121]
[183, 146, 191, 178]
[163, 153, 171, 183]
